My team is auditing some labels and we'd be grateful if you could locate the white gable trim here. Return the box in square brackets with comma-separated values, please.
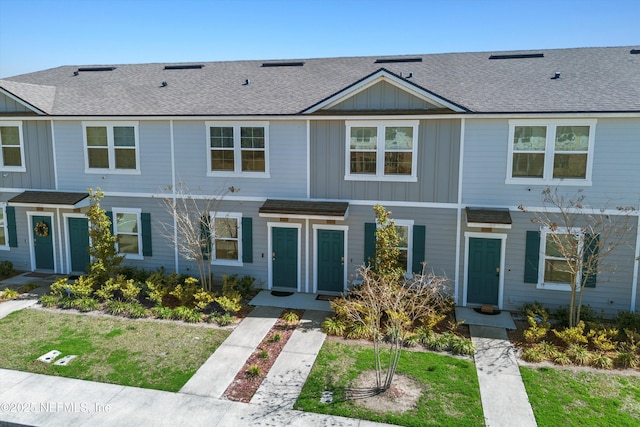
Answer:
[302, 70, 465, 114]
[0, 87, 46, 115]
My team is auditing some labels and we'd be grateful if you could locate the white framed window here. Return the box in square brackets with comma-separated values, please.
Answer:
[538, 227, 583, 291]
[507, 120, 596, 185]
[376, 219, 413, 273]
[0, 121, 26, 172]
[206, 122, 269, 177]
[210, 211, 243, 266]
[345, 121, 419, 182]
[0, 204, 8, 250]
[113, 208, 142, 259]
[83, 122, 140, 174]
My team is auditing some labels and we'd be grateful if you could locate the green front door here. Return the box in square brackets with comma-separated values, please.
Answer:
[32, 215, 54, 270]
[68, 217, 90, 272]
[272, 227, 298, 289]
[467, 237, 501, 305]
[317, 229, 344, 293]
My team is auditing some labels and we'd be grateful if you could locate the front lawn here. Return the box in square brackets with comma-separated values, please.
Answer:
[521, 366, 640, 426]
[0, 308, 230, 391]
[296, 340, 484, 427]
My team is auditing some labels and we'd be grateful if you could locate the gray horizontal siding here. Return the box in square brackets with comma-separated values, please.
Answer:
[0, 93, 30, 113]
[1, 121, 54, 189]
[462, 118, 640, 208]
[311, 119, 460, 203]
[173, 121, 307, 199]
[0, 205, 35, 271]
[483, 212, 637, 316]
[328, 81, 439, 111]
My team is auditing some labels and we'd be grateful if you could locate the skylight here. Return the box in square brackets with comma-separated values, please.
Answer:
[630, 49, 640, 55]
[374, 57, 422, 64]
[261, 61, 305, 67]
[489, 53, 544, 60]
[76, 67, 116, 72]
[163, 64, 204, 70]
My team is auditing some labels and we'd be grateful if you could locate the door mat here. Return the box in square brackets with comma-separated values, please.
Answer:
[316, 294, 338, 301]
[473, 307, 502, 315]
[271, 291, 294, 297]
[24, 272, 53, 278]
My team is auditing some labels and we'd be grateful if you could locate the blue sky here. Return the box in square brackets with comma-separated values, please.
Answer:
[0, 0, 638, 78]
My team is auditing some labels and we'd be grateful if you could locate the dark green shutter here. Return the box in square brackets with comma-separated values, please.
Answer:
[412, 225, 426, 274]
[582, 233, 599, 288]
[524, 230, 540, 283]
[242, 217, 253, 263]
[105, 211, 114, 235]
[364, 222, 376, 266]
[6, 206, 17, 247]
[141, 213, 152, 257]
[200, 215, 211, 260]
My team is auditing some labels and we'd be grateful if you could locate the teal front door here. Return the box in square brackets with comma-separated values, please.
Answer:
[467, 237, 501, 305]
[272, 227, 298, 289]
[32, 215, 54, 270]
[68, 217, 90, 272]
[317, 229, 344, 293]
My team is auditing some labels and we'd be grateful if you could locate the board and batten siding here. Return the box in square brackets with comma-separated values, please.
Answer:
[327, 81, 440, 111]
[0, 205, 35, 271]
[468, 212, 637, 316]
[0, 93, 31, 113]
[0, 120, 54, 189]
[462, 118, 640, 208]
[54, 121, 172, 194]
[310, 119, 460, 203]
[173, 121, 307, 199]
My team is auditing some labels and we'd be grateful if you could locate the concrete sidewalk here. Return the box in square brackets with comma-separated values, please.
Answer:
[470, 325, 537, 427]
[0, 368, 393, 426]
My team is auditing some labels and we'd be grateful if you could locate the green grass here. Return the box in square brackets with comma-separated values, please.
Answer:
[0, 309, 230, 391]
[296, 341, 484, 426]
[521, 366, 640, 426]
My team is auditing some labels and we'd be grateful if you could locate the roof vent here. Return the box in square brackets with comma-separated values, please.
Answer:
[261, 61, 305, 67]
[375, 57, 422, 64]
[489, 53, 544, 60]
[630, 49, 640, 55]
[76, 67, 117, 72]
[163, 64, 204, 70]
[550, 72, 561, 80]
[161, 81, 168, 87]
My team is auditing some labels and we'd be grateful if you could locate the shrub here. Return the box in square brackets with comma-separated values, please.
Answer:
[617, 311, 640, 335]
[246, 364, 262, 378]
[615, 351, 639, 369]
[51, 276, 94, 299]
[553, 321, 588, 346]
[587, 328, 618, 352]
[127, 303, 149, 318]
[172, 306, 202, 323]
[258, 349, 270, 360]
[72, 297, 100, 312]
[537, 341, 561, 360]
[1, 288, 19, 300]
[105, 300, 129, 316]
[403, 333, 419, 348]
[151, 305, 174, 319]
[268, 332, 282, 343]
[522, 346, 545, 363]
[553, 353, 572, 366]
[222, 274, 255, 299]
[415, 326, 436, 346]
[322, 317, 346, 336]
[144, 280, 165, 306]
[215, 294, 241, 315]
[524, 318, 550, 343]
[281, 310, 300, 325]
[212, 313, 234, 326]
[169, 277, 201, 307]
[0, 260, 14, 276]
[345, 321, 371, 339]
[566, 344, 592, 366]
[39, 294, 61, 307]
[430, 333, 454, 352]
[419, 312, 447, 330]
[193, 289, 215, 310]
[450, 336, 476, 355]
[521, 301, 549, 321]
[592, 353, 613, 369]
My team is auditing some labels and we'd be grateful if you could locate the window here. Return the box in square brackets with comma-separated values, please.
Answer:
[0, 205, 7, 249]
[113, 208, 142, 259]
[539, 227, 583, 291]
[83, 122, 139, 173]
[507, 120, 595, 184]
[210, 212, 243, 265]
[394, 221, 413, 273]
[345, 121, 419, 181]
[0, 122, 25, 172]
[206, 122, 269, 176]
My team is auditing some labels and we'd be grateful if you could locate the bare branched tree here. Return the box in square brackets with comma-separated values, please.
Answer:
[519, 187, 635, 327]
[157, 182, 240, 291]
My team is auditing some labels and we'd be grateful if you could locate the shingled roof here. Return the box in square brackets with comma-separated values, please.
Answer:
[1, 46, 638, 116]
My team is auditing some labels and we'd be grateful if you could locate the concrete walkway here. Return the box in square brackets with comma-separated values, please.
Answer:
[470, 325, 537, 427]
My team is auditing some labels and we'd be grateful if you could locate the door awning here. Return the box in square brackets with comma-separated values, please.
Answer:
[259, 199, 349, 220]
[465, 207, 512, 229]
[8, 191, 90, 209]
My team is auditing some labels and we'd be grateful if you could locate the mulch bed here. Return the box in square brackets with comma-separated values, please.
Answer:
[223, 310, 303, 402]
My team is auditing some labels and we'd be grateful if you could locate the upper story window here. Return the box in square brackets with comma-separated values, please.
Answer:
[210, 211, 243, 266]
[0, 122, 25, 172]
[507, 120, 596, 185]
[113, 208, 142, 260]
[206, 122, 269, 177]
[83, 122, 140, 174]
[345, 121, 419, 182]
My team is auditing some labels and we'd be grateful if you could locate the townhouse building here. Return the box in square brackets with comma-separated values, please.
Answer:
[1, 46, 638, 315]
